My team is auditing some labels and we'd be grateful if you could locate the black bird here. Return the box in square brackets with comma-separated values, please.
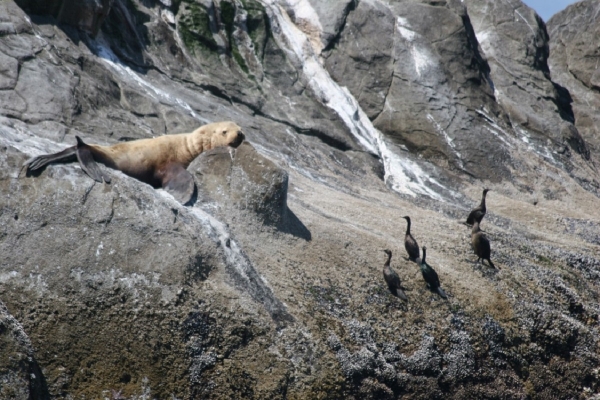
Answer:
[402, 216, 420, 261]
[419, 246, 447, 299]
[466, 188, 490, 226]
[471, 221, 498, 269]
[383, 250, 408, 301]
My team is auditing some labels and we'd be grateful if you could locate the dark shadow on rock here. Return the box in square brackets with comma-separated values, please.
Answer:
[100, 0, 150, 67]
[29, 357, 51, 400]
[277, 206, 311, 241]
[16, 0, 112, 37]
[552, 81, 575, 123]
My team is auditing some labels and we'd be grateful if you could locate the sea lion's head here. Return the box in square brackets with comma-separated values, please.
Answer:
[209, 121, 245, 149]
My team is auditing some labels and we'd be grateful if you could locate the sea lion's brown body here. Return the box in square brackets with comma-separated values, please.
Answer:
[25, 121, 245, 204]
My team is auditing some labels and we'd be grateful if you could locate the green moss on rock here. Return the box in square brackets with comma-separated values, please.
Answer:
[219, 0, 235, 43]
[232, 44, 249, 74]
[219, 1, 249, 74]
[178, 2, 219, 56]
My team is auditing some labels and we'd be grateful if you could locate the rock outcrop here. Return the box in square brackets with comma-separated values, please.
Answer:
[548, 0, 600, 168]
[191, 143, 289, 225]
[1, 0, 600, 398]
[14, 0, 112, 36]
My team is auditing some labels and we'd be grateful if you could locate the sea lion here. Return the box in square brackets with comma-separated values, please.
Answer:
[24, 121, 245, 204]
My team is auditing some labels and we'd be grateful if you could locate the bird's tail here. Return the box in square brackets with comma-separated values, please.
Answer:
[487, 259, 499, 270]
[395, 288, 408, 301]
[436, 287, 448, 299]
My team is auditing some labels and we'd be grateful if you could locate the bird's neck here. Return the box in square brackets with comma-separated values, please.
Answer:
[405, 220, 411, 235]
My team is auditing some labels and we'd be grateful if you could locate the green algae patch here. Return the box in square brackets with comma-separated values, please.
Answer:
[178, 1, 219, 57]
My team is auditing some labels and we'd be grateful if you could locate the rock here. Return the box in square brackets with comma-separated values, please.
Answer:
[323, 0, 511, 181]
[1, 0, 600, 398]
[464, 0, 588, 159]
[548, 0, 600, 164]
[283, 0, 355, 52]
[0, 300, 49, 400]
[192, 142, 288, 225]
[14, 0, 112, 36]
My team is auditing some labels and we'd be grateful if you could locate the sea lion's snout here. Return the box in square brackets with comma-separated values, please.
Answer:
[231, 130, 245, 148]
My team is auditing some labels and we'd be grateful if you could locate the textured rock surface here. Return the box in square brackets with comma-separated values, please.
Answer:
[191, 142, 289, 226]
[1, 0, 600, 398]
[464, 0, 588, 159]
[0, 300, 48, 399]
[14, 0, 112, 35]
[323, 0, 511, 181]
[548, 0, 600, 170]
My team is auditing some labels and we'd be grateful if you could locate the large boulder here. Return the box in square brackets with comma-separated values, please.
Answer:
[548, 0, 600, 165]
[0, 127, 297, 398]
[463, 0, 588, 159]
[322, 0, 511, 181]
[191, 142, 288, 226]
[190, 141, 312, 240]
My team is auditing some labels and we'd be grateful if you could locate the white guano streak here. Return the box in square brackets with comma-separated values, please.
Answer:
[396, 17, 432, 78]
[262, 1, 445, 200]
[93, 34, 210, 124]
[189, 208, 251, 282]
[427, 114, 464, 169]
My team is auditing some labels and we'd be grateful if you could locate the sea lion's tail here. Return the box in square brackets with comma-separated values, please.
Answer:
[75, 137, 111, 183]
[24, 146, 78, 172]
[24, 137, 111, 184]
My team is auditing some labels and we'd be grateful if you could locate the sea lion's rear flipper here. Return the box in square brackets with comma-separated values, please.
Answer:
[75, 136, 111, 183]
[24, 146, 78, 173]
[160, 163, 196, 205]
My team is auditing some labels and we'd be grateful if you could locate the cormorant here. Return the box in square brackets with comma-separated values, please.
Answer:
[471, 221, 498, 269]
[466, 188, 490, 226]
[419, 246, 447, 299]
[402, 216, 420, 262]
[383, 250, 408, 301]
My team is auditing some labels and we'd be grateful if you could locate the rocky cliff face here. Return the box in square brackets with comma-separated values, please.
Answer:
[1, 0, 600, 398]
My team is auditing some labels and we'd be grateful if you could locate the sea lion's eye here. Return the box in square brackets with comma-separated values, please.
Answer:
[222, 130, 227, 135]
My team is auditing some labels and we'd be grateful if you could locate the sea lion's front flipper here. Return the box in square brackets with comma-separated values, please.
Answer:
[75, 136, 111, 183]
[160, 163, 196, 205]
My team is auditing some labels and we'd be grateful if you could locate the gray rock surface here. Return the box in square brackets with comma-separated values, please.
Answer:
[0, 300, 48, 399]
[323, 0, 513, 182]
[1, 0, 600, 398]
[14, 0, 112, 36]
[191, 143, 289, 225]
[548, 0, 600, 170]
[464, 0, 588, 161]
